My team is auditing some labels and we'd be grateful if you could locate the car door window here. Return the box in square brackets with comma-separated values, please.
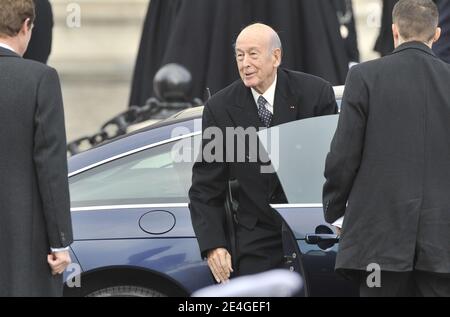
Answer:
[70, 135, 200, 207]
[258, 115, 339, 204]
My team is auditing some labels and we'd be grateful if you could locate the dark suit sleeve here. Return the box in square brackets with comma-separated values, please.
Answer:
[323, 66, 368, 223]
[188, 104, 229, 258]
[314, 82, 339, 116]
[33, 67, 73, 248]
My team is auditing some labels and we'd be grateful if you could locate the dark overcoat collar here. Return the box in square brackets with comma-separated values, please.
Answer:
[391, 41, 437, 58]
[0, 46, 20, 58]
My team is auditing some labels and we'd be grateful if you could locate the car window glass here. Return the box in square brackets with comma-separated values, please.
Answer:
[259, 115, 339, 205]
[70, 136, 200, 207]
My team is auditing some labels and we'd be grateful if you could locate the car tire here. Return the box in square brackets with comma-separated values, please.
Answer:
[86, 285, 166, 297]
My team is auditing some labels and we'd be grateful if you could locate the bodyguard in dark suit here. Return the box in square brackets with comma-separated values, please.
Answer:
[0, 0, 73, 296]
[189, 23, 338, 283]
[323, 0, 450, 297]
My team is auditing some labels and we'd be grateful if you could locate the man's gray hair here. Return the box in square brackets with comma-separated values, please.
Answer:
[270, 32, 283, 53]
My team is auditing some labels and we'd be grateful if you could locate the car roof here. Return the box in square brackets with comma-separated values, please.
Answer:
[152, 85, 344, 128]
[87, 85, 344, 142]
[68, 86, 344, 174]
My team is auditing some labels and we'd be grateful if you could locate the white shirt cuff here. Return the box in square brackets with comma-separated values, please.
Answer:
[332, 216, 344, 228]
[51, 247, 70, 253]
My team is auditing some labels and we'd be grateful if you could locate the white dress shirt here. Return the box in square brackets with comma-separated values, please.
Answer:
[251, 75, 277, 114]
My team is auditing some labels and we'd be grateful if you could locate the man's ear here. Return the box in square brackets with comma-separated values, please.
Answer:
[20, 18, 32, 34]
[432, 27, 442, 43]
[273, 48, 282, 67]
[392, 24, 400, 48]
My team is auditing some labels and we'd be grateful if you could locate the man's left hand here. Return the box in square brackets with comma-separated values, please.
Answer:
[47, 250, 72, 275]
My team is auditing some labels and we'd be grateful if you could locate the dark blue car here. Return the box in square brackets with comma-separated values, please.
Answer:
[63, 86, 358, 297]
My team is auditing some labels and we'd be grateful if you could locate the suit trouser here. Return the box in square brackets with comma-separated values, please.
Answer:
[360, 271, 450, 297]
[234, 222, 284, 276]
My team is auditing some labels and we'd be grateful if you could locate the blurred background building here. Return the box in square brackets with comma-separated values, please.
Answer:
[49, 0, 146, 142]
[48, 0, 381, 142]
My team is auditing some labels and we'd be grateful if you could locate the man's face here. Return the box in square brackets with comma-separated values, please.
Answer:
[235, 33, 280, 94]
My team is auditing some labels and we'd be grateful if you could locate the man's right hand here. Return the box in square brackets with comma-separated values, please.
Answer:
[47, 250, 72, 275]
[334, 226, 342, 236]
[207, 248, 233, 283]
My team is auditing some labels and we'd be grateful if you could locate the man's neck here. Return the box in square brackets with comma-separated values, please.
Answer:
[254, 73, 277, 95]
[396, 38, 433, 49]
[0, 37, 19, 54]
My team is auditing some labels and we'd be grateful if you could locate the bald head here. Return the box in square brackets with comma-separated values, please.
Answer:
[234, 23, 283, 94]
[236, 23, 282, 55]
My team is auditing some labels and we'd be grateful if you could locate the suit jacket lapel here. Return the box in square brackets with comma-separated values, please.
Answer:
[268, 69, 299, 200]
[271, 69, 299, 126]
[226, 82, 266, 129]
[223, 72, 293, 208]
[226, 69, 299, 129]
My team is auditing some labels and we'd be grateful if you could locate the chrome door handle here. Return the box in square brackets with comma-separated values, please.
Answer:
[305, 234, 339, 245]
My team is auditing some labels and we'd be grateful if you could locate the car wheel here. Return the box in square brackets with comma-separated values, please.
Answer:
[87, 285, 166, 297]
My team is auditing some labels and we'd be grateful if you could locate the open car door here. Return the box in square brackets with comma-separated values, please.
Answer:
[259, 115, 358, 297]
